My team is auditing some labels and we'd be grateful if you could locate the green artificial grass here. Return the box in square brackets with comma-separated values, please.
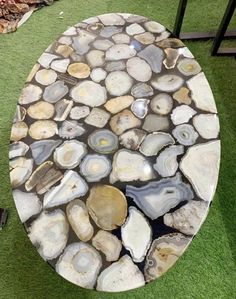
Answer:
[0, 1, 236, 298]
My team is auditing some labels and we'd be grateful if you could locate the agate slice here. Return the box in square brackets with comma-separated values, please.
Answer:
[121, 207, 152, 262]
[80, 154, 111, 182]
[66, 199, 94, 242]
[164, 200, 209, 235]
[92, 230, 122, 262]
[97, 255, 145, 292]
[10, 12, 220, 293]
[86, 185, 127, 230]
[144, 233, 191, 281]
[28, 210, 69, 260]
[88, 129, 118, 154]
[56, 243, 102, 289]
[126, 173, 194, 220]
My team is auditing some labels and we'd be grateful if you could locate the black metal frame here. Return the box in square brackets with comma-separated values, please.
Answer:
[173, 0, 236, 56]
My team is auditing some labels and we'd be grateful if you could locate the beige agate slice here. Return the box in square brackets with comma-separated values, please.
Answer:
[10, 157, 33, 188]
[180, 140, 220, 201]
[10, 121, 28, 141]
[56, 242, 102, 289]
[110, 149, 155, 183]
[109, 109, 141, 135]
[28, 210, 69, 260]
[27, 101, 55, 120]
[67, 62, 90, 79]
[104, 95, 134, 114]
[66, 199, 94, 242]
[92, 230, 122, 262]
[29, 120, 58, 140]
[187, 72, 217, 113]
[96, 255, 145, 292]
[173, 87, 192, 105]
[144, 233, 191, 281]
[119, 129, 146, 150]
[121, 207, 152, 262]
[164, 200, 209, 235]
[86, 185, 127, 230]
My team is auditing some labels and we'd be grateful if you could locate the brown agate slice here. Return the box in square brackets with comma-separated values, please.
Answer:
[86, 185, 127, 230]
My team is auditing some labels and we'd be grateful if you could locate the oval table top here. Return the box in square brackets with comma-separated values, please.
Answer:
[9, 13, 220, 293]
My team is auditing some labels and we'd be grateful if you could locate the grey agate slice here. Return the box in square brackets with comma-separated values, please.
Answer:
[126, 173, 194, 220]
[30, 139, 62, 165]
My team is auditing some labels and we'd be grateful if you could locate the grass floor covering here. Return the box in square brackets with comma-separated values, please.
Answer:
[0, 1, 236, 298]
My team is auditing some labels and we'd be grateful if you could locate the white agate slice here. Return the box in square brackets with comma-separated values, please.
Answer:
[93, 39, 114, 51]
[151, 74, 184, 92]
[92, 230, 122, 262]
[110, 149, 155, 183]
[35, 69, 57, 86]
[171, 105, 197, 125]
[96, 255, 145, 292]
[38, 52, 58, 68]
[90, 68, 107, 83]
[193, 114, 219, 139]
[13, 190, 42, 222]
[99, 13, 125, 26]
[126, 23, 145, 35]
[126, 173, 194, 220]
[86, 50, 105, 67]
[112, 33, 130, 44]
[106, 44, 136, 60]
[121, 207, 152, 262]
[28, 210, 69, 260]
[43, 170, 88, 208]
[126, 57, 152, 82]
[66, 199, 94, 242]
[19, 84, 42, 105]
[9, 141, 29, 159]
[70, 81, 107, 107]
[144, 21, 165, 33]
[164, 200, 209, 235]
[69, 106, 90, 120]
[140, 132, 175, 156]
[105, 71, 133, 96]
[187, 72, 217, 113]
[85, 108, 110, 128]
[154, 145, 184, 177]
[80, 154, 111, 182]
[72, 29, 96, 55]
[180, 140, 220, 201]
[51, 59, 70, 73]
[54, 140, 87, 169]
[119, 129, 146, 150]
[56, 242, 102, 289]
[150, 93, 173, 115]
[10, 157, 33, 188]
[131, 98, 150, 118]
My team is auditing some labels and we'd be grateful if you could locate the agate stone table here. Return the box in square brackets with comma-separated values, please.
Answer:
[9, 13, 220, 293]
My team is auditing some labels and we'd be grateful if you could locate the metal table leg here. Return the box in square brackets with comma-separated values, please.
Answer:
[211, 0, 236, 56]
[173, 0, 236, 54]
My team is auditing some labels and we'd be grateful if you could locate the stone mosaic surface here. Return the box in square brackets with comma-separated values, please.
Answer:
[9, 13, 220, 292]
